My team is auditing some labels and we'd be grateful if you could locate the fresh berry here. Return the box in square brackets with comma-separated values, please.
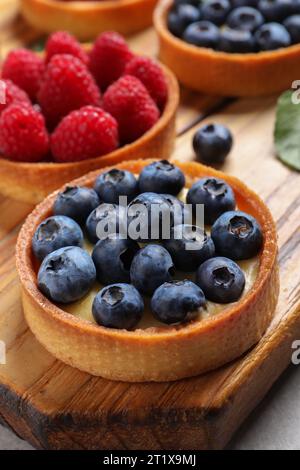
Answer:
[89, 31, 134, 90]
[231, 0, 258, 6]
[124, 56, 168, 110]
[258, 0, 289, 21]
[167, 4, 202, 37]
[226, 7, 264, 32]
[130, 244, 174, 295]
[174, 0, 201, 6]
[92, 283, 144, 329]
[86, 203, 126, 244]
[38, 54, 101, 128]
[45, 31, 89, 66]
[193, 123, 233, 164]
[201, 0, 231, 26]
[196, 256, 245, 303]
[254, 22, 291, 49]
[38, 246, 96, 304]
[32, 215, 83, 261]
[127, 192, 171, 242]
[186, 177, 236, 225]
[151, 280, 206, 324]
[51, 106, 119, 163]
[92, 236, 140, 284]
[0, 103, 49, 162]
[163, 224, 215, 271]
[138, 160, 185, 196]
[94, 169, 138, 204]
[283, 14, 300, 42]
[0, 79, 31, 116]
[163, 193, 192, 226]
[183, 21, 220, 48]
[2, 48, 45, 101]
[219, 28, 257, 52]
[103, 75, 160, 144]
[53, 186, 100, 225]
[211, 210, 263, 259]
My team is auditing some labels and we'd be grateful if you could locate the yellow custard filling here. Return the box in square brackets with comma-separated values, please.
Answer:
[62, 187, 260, 330]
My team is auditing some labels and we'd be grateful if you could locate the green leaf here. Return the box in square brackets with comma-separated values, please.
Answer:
[274, 89, 300, 171]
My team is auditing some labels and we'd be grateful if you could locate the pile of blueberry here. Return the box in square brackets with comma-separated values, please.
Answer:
[168, 0, 300, 52]
[32, 160, 263, 330]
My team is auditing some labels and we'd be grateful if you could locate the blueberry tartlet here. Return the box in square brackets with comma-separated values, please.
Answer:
[154, 0, 300, 96]
[16, 159, 279, 382]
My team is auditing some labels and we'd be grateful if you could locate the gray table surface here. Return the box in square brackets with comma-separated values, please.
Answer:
[0, 364, 299, 450]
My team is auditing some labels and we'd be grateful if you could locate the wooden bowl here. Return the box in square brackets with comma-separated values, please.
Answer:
[21, 0, 158, 40]
[16, 159, 279, 382]
[154, 0, 300, 96]
[0, 65, 179, 204]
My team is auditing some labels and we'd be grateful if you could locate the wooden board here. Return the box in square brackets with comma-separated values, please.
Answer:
[1, 12, 300, 450]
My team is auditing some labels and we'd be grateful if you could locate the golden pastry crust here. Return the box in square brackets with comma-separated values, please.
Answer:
[154, 0, 300, 96]
[21, 0, 158, 40]
[16, 159, 279, 382]
[0, 65, 179, 204]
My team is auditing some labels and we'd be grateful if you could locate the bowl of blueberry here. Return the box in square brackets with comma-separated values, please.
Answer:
[154, 0, 300, 96]
[16, 158, 279, 382]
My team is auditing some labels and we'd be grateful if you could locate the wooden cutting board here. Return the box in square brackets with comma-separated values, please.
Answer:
[1, 16, 300, 450]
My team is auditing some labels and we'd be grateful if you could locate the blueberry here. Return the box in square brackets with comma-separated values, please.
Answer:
[86, 203, 126, 244]
[258, 0, 290, 21]
[38, 246, 96, 304]
[254, 22, 291, 49]
[201, 0, 231, 25]
[163, 194, 193, 226]
[231, 0, 258, 6]
[187, 177, 236, 225]
[226, 7, 264, 32]
[219, 28, 257, 52]
[94, 169, 138, 205]
[53, 186, 100, 225]
[130, 244, 175, 295]
[183, 21, 220, 48]
[174, 0, 202, 7]
[92, 236, 140, 284]
[168, 4, 202, 37]
[138, 160, 185, 195]
[284, 14, 300, 42]
[211, 210, 263, 259]
[151, 280, 206, 324]
[163, 224, 215, 271]
[32, 215, 83, 261]
[92, 283, 144, 330]
[193, 123, 233, 165]
[196, 256, 245, 303]
[127, 192, 171, 242]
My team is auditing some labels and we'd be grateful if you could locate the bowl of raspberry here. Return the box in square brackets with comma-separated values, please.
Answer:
[0, 31, 179, 204]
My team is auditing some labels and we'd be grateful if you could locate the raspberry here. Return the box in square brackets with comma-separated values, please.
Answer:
[0, 103, 49, 162]
[103, 75, 160, 144]
[51, 106, 119, 163]
[38, 54, 101, 128]
[89, 31, 134, 90]
[0, 79, 31, 115]
[2, 49, 45, 102]
[124, 56, 168, 110]
[45, 31, 89, 66]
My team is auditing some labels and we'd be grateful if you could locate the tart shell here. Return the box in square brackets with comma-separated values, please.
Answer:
[154, 0, 300, 96]
[21, 0, 158, 40]
[16, 159, 279, 382]
[0, 65, 178, 204]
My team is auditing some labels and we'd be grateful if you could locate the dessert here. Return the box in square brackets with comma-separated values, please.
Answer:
[16, 159, 279, 382]
[0, 31, 179, 203]
[154, 0, 300, 95]
[21, 0, 159, 40]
